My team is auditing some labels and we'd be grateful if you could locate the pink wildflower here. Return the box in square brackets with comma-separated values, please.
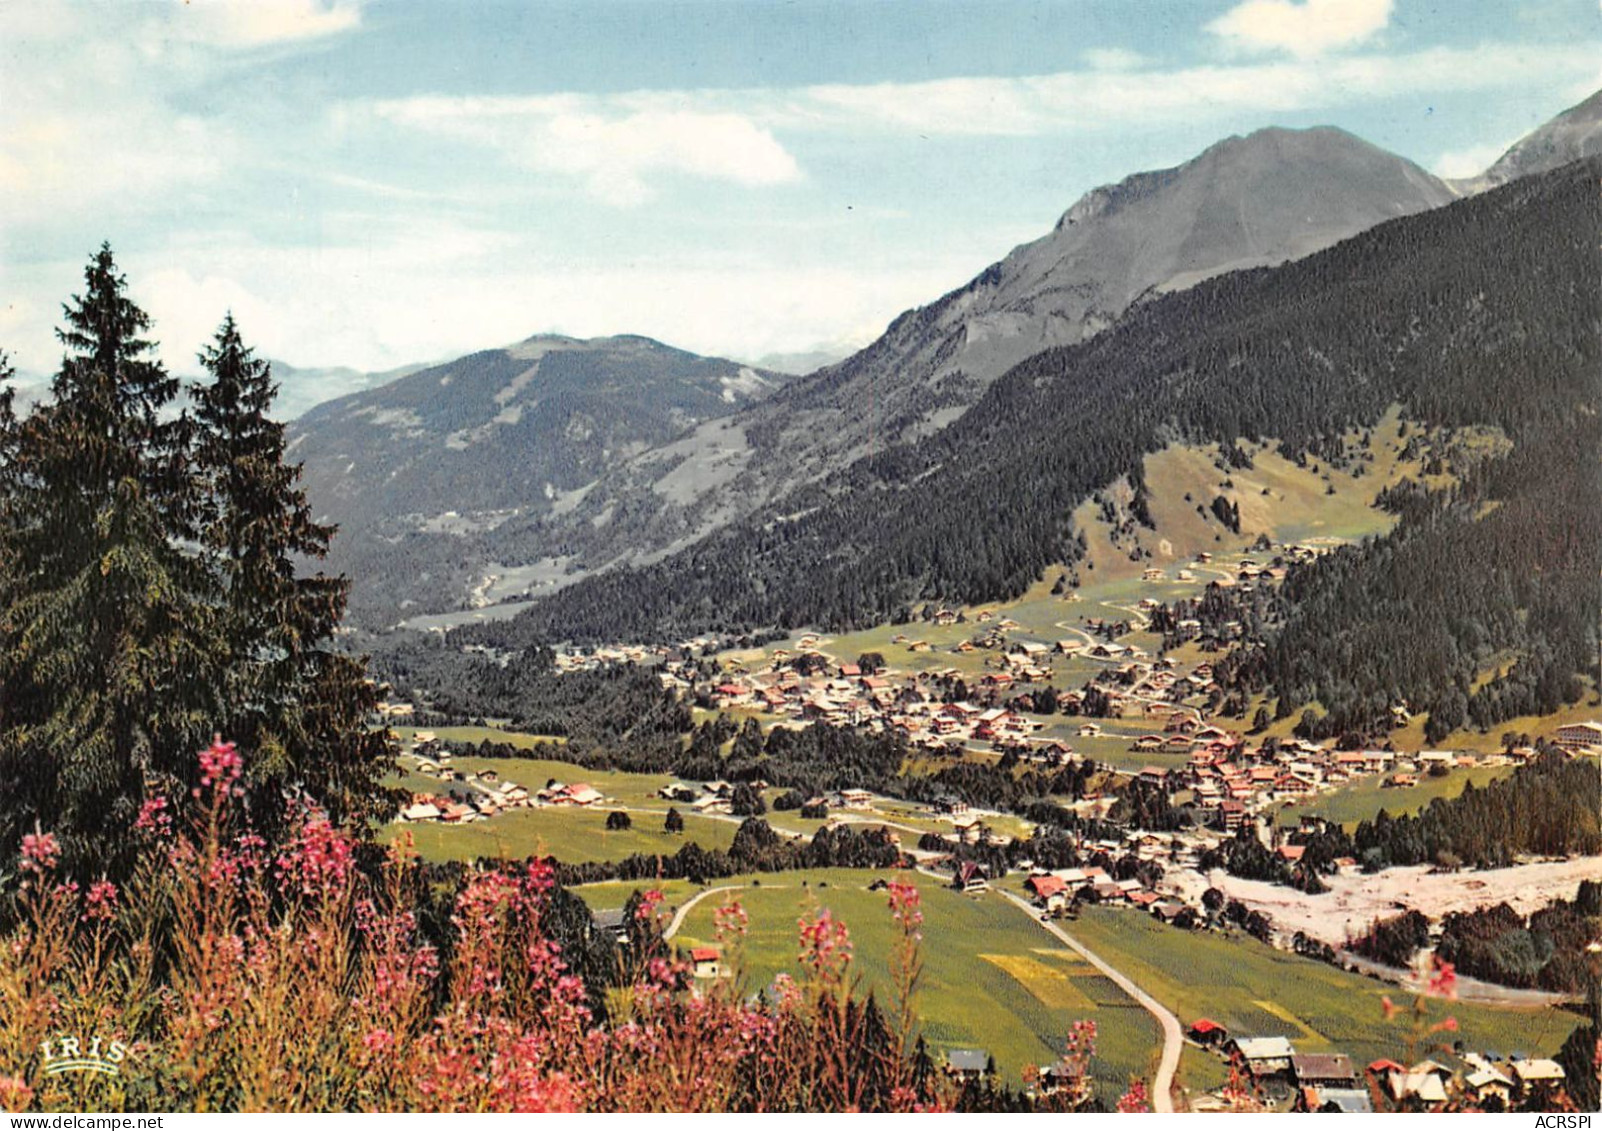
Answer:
[0, 1074, 34, 1111]
[84, 879, 119, 922]
[886, 879, 923, 933]
[713, 899, 749, 940]
[20, 831, 58, 873]
[1115, 1077, 1150, 1113]
[275, 815, 355, 901]
[1425, 955, 1458, 1000]
[634, 889, 665, 922]
[197, 737, 243, 796]
[133, 795, 173, 838]
[798, 908, 852, 977]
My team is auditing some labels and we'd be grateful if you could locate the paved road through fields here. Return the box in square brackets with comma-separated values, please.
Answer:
[996, 889, 1184, 1113]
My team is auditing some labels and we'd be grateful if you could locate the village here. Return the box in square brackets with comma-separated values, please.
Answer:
[377, 545, 1601, 1115]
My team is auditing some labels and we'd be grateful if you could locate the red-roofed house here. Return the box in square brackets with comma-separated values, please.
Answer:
[689, 947, 722, 978]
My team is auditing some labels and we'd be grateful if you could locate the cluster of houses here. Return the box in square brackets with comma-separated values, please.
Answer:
[1020, 867, 1183, 919]
[685, 657, 1063, 750]
[1189, 1022, 1569, 1112]
[656, 777, 772, 816]
[1117, 709, 1518, 830]
[552, 639, 721, 674]
[394, 732, 612, 825]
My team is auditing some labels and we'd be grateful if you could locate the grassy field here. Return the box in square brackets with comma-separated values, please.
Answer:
[386, 747, 745, 864]
[1061, 907, 1584, 1099]
[665, 868, 1159, 1099]
[397, 805, 740, 864]
[1274, 764, 1515, 830]
[392, 723, 567, 750]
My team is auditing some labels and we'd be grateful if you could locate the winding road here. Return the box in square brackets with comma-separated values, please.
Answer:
[662, 884, 744, 939]
[996, 890, 1184, 1114]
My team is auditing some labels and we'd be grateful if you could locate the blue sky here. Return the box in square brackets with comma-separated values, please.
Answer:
[2, 0, 1599, 392]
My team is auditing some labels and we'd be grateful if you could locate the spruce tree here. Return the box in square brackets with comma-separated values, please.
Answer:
[192, 314, 393, 832]
[0, 246, 219, 873]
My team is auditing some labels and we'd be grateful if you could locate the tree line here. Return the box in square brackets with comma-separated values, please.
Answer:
[0, 247, 389, 876]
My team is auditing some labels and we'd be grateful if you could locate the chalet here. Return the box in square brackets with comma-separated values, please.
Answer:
[1137, 766, 1170, 789]
[1292, 1053, 1357, 1090]
[945, 1049, 990, 1083]
[1218, 800, 1249, 831]
[548, 783, 604, 806]
[1133, 735, 1165, 751]
[1128, 891, 1161, 909]
[931, 794, 970, 816]
[400, 801, 442, 823]
[1077, 723, 1103, 738]
[1025, 874, 1069, 909]
[1036, 1058, 1088, 1099]
[592, 908, 629, 944]
[1091, 880, 1124, 902]
[952, 815, 986, 844]
[1228, 1036, 1295, 1078]
[1142, 567, 1165, 582]
[660, 783, 700, 803]
[1462, 1066, 1514, 1107]
[689, 947, 722, 979]
[1382, 1067, 1448, 1108]
[1188, 1018, 1228, 1047]
[1553, 720, 1602, 753]
[1151, 900, 1187, 922]
[953, 861, 989, 894]
[440, 801, 477, 824]
[1509, 1058, 1566, 1103]
[839, 788, 873, 809]
[1296, 1087, 1373, 1114]
[1385, 773, 1419, 789]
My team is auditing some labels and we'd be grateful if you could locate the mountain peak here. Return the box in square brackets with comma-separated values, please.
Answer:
[1055, 124, 1439, 232]
[1483, 87, 1602, 187]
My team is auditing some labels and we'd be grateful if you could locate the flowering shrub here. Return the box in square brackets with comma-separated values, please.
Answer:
[0, 739, 969, 1113]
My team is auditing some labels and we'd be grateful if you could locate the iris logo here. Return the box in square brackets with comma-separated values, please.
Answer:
[39, 1034, 129, 1077]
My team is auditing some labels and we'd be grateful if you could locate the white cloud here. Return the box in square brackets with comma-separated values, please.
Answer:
[371, 96, 801, 206]
[1208, 0, 1392, 58]
[152, 215, 980, 372]
[183, 0, 363, 47]
[1431, 142, 1506, 179]
[1080, 47, 1150, 72]
[0, 2, 357, 225]
[785, 42, 1599, 136]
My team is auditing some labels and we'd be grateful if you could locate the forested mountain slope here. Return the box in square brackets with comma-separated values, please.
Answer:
[1481, 88, 1602, 188]
[467, 159, 1600, 737]
[478, 127, 1454, 600]
[288, 335, 788, 622]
